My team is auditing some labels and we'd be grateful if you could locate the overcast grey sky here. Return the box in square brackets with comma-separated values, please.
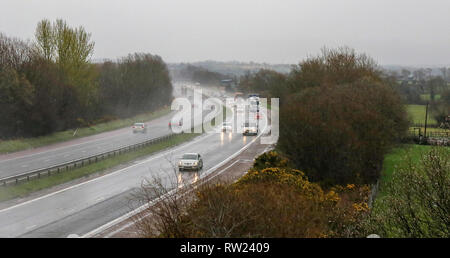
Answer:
[1, 0, 449, 65]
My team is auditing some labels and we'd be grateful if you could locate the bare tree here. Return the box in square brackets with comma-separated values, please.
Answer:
[369, 147, 450, 237]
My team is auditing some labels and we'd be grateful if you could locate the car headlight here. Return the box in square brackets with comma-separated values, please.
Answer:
[178, 161, 182, 166]
[193, 161, 198, 166]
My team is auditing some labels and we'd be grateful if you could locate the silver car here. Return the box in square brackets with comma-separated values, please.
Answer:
[178, 153, 203, 172]
[132, 122, 147, 134]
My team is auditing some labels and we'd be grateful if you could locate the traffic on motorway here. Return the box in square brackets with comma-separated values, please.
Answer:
[0, 84, 269, 238]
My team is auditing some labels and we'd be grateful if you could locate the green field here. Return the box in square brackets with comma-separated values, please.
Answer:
[379, 145, 433, 188]
[406, 104, 437, 125]
[0, 107, 171, 154]
[372, 144, 448, 237]
[420, 94, 441, 101]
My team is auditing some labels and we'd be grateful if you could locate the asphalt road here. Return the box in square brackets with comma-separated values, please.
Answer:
[0, 84, 206, 179]
[0, 114, 268, 237]
[0, 85, 270, 237]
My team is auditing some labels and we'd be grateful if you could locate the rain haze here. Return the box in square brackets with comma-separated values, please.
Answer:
[1, 0, 450, 242]
[1, 0, 450, 65]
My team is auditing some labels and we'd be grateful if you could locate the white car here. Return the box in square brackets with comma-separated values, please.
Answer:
[243, 122, 258, 136]
[222, 121, 232, 132]
[178, 153, 203, 171]
[132, 122, 147, 134]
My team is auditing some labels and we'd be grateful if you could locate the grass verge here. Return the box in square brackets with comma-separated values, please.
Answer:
[0, 106, 171, 154]
[0, 132, 199, 203]
[378, 144, 433, 197]
[0, 106, 231, 203]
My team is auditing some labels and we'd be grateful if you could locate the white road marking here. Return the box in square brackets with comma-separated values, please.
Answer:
[26, 224, 37, 230]
[0, 111, 176, 164]
[102, 158, 244, 238]
[1, 89, 261, 238]
[0, 130, 215, 214]
[84, 106, 268, 238]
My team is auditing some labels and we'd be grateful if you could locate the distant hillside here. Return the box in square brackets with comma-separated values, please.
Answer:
[168, 63, 232, 85]
[381, 65, 449, 77]
[168, 61, 449, 82]
[169, 60, 293, 78]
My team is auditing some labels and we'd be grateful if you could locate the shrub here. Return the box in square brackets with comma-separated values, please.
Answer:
[251, 151, 289, 170]
[278, 81, 409, 185]
[288, 46, 383, 91]
[431, 89, 450, 127]
[367, 147, 450, 237]
[237, 47, 409, 186]
[134, 165, 371, 238]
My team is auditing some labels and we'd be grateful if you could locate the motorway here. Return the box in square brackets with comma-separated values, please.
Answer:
[0, 84, 203, 179]
[0, 84, 270, 237]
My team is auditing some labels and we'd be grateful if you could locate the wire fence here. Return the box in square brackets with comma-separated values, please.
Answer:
[408, 128, 450, 138]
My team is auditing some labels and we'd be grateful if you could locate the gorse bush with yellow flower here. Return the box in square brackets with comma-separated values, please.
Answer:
[136, 151, 372, 238]
[251, 151, 290, 170]
[236, 167, 330, 204]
